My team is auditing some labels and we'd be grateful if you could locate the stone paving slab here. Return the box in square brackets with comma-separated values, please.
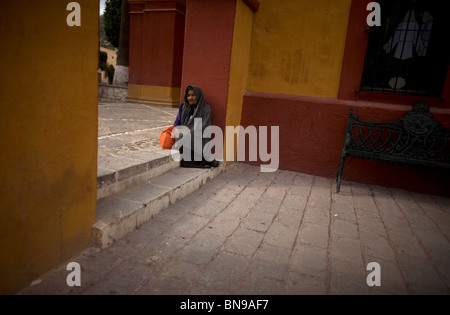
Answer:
[18, 162, 450, 295]
[97, 99, 178, 161]
[96, 100, 180, 200]
[16, 100, 450, 296]
[94, 162, 226, 249]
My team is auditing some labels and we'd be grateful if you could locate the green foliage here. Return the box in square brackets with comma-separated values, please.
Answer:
[103, 0, 122, 48]
[99, 51, 107, 71]
[105, 64, 115, 84]
[99, 15, 114, 49]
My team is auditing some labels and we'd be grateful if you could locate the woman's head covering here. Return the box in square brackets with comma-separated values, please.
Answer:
[180, 85, 211, 130]
[184, 85, 203, 108]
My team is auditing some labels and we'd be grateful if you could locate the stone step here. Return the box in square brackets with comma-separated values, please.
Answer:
[92, 163, 226, 249]
[97, 148, 178, 200]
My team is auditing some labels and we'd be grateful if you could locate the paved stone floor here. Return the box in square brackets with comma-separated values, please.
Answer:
[20, 165, 450, 295]
[97, 98, 179, 158]
[18, 100, 450, 297]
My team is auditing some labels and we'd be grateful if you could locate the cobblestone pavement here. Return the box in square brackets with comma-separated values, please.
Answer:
[18, 100, 450, 296]
[97, 99, 179, 158]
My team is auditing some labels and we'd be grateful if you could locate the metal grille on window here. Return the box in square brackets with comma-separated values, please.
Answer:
[360, 0, 449, 97]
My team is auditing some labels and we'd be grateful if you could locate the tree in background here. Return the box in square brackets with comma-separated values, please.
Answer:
[113, 0, 130, 86]
[103, 0, 122, 48]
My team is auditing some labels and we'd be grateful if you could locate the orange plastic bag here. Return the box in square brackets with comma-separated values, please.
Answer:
[159, 125, 175, 149]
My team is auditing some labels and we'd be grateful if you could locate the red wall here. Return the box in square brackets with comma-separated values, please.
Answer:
[129, 1, 185, 87]
[241, 91, 450, 197]
[180, 0, 237, 130]
[128, 2, 144, 85]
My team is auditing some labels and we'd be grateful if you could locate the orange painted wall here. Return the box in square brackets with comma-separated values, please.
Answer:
[0, 0, 98, 293]
[225, 0, 254, 161]
[247, 0, 352, 97]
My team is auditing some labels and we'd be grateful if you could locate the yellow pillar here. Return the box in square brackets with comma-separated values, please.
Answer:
[224, 0, 255, 162]
[0, 0, 98, 294]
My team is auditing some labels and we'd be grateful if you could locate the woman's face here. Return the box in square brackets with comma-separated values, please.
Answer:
[187, 89, 197, 106]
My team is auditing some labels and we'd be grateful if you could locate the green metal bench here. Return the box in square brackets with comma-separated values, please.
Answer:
[336, 101, 450, 192]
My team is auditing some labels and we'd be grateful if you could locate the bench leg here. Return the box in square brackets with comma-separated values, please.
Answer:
[336, 133, 351, 193]
[336, 154, 346, 193]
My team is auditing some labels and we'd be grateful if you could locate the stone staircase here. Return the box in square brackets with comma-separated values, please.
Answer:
[94, 147, 225, 249]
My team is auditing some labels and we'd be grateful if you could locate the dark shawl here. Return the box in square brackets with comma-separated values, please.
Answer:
[177, 85, 212, 160]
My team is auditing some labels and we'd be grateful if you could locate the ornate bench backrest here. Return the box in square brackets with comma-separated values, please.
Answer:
[347, 102, 450, 163]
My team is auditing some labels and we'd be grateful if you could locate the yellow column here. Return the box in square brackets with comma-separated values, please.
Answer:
[0, 0, 98, 294]
[224, 0, 255, 162]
